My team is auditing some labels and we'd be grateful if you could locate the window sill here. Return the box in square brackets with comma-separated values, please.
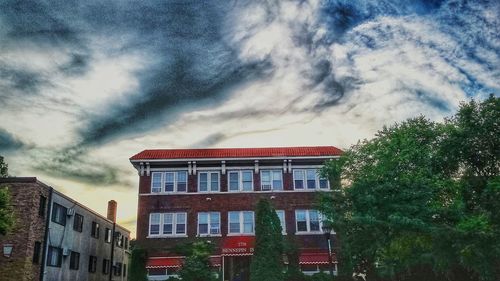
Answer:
[227, 233, 255, 236]
[294, 231, 325, 235]
[147, 235, 188, 238]
[198, 234, 222, 237]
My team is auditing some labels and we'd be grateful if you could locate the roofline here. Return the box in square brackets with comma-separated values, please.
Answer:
[130, 155, 340, 163]
[0, 177, 130, 234]
[52, 189, 131, 234]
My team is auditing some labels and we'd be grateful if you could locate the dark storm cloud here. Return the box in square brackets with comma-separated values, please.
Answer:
[0, 128, 24, 152]
[32, 147, 132, 188]
[0, 66, 47, 96]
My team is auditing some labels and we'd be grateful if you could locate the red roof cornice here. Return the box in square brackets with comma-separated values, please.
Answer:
[130, 146, 342, 161]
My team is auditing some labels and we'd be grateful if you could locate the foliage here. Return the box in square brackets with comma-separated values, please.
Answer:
[319, 96, 500, 281]
[250, 199, 285, 281]
[128, 248, 148, 281]
[284, 237, 307, 281]
[0, 185, 14, 235]
[0, 156, 8, 178]
[178, 240, 218, 281]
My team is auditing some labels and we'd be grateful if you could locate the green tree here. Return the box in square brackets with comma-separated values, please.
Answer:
[250, 199, 284, 281]
[178, 240, 218, 281]
[0, 156, 8, 177]
[319, 96, 499, 281]
[128, 248, 148, 281]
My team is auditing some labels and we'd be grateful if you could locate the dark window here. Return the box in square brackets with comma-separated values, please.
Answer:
[51, 203, 67, 226]
[91, 221, 100, 238]
[124, 237, 128, 249]
[102, 259, 110, 274]
[39, 196, 46, 216]
[88, 256, 97, 273]
[114, 262, 122, 276]
[115, 232, 122, 247]
[105, 228, 111, 243]
[69, 251, 80, 270]
[33, 241, 41, 264]
[47, 246, 62, 267]
[73, 213, 84, 232]
[123, 263, 127, 277]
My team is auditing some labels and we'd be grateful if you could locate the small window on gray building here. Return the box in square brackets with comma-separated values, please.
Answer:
[69, 251, 80, 270]
[123, 263, 127, 277]
[102, 259, 110, 274]
[39, 196, 46, 217]
[88, 256, 97, 273]
[33, 241, 41, 264]
[105, 228, 111, 243]
[51, 203, 67, 226]
[91, 221, 100, 238]
[73, 213, 84, 232]
[47, 246, 62, 267]
[113, 262, 122, 276]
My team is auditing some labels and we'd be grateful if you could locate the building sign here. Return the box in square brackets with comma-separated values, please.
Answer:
[221, 236, 255, 256]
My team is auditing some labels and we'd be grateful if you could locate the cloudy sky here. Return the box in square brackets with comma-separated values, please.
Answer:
[0, 0, 498, 237]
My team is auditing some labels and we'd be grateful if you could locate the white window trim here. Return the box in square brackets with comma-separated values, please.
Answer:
[198, 171, 221, 193]
[228, 170, 254, 192]
[150, 171, 189, 194]
[295, 209, 326, 234]
[227, 211, 255, 235]
[260, 169, 283, 191]
[276, 210, 287, 234]
[293, 169, 329, 190]
[197, 212, 221, 236]
[148, 212, 188, 238]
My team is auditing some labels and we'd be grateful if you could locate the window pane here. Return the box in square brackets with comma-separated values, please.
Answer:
[163, 224, 172, 234]
[296, 210, 307, 232]
[163, 214, 173, 235]
[199, 213, 208, 224]
[177, 171, 187, 192]
[319, 178, 328, 189]
[261, 171, 271, 190]
[199, 173, 208, 191]
[165, 173, 175, 192]
[276, 211, 285, 232]
[229, 223, 240, 233]
[229, 212, 240, 233]
[307, 170, 316, 189]
[272, 171, 282, 190]
[243, 212, 254, 233]
[210, 173, 219, 191]
[176, 223, 186, 234]
[242, 171, 253, 191]
[309, 210, 320, 231]
[199, 223, 208, 234]
[229, 172, 239, 191]
[294, 170, 304, 189]
[152, 173, 162, 192]
[151, 213, 160, 224]
[176, 213, 186, 224]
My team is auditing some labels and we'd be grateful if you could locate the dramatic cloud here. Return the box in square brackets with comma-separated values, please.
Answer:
[0, 0, 498, 237]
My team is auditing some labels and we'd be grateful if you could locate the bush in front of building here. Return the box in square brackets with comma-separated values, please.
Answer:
[178, 240, 218, 281]
[129, 248, 148, 281]
[250, 199, 285, 281]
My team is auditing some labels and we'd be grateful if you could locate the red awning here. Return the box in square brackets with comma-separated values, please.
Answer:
[221, 236, 255, 256]
[299, 252, 337, 265]
[146, 257, 184, 269]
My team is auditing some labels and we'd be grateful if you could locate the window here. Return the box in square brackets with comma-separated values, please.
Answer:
[102, 259, 110, 274]
[295, 210, 324, 233]
[260, 170, 283, 191]
[39, 196, 46, 216]
[228, 211, 254, 234]
[89, 256, 97, 273]
[69, 251, 80, 270]
[123, 263, 127, 277]
[198, 212, 221, 235]
[105, 228, 112, 243]
[73, 213, 84, 232]
[114, 262, 122, 276]
[124, 237, 129, 249]
[151, 171, 188, 193]
[198, 171, 220, 192]
[228, 170, 254, 191]
[149, 213, 187, 237]
[276, 210, 286, 234]
[51, 203, 67, 226]
[115, 232, 123, 247]
[293, 169, 329, 190]
[33, 241, 41, 264]
[47, 246, 62, 267]
[91, 221, 100, 238]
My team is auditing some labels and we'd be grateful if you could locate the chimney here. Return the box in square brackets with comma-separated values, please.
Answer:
[107, 200, 117, 222]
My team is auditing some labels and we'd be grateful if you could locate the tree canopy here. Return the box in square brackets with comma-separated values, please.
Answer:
[319, 96, 499, 281]
[250, 199, 284, 281]
[0, 156, 13, 235]
[0, 156, 8, 178]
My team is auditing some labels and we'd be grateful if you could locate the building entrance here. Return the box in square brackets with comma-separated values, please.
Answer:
[223, 256, 251, 281]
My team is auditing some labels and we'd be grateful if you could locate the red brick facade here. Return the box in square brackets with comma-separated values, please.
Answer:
[0, 178, 51, 281]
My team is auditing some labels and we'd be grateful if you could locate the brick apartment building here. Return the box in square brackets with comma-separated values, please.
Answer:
[0, 177, 130, 281]
[130, 146, 341, 281]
